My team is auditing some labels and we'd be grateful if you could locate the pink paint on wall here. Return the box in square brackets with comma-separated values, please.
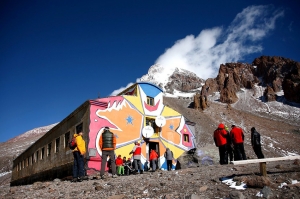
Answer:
[87, 97, 124, 174]
[144, 99, 160, 111]
[181, 124, 193, 148]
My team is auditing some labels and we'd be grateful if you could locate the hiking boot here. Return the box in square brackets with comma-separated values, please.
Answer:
[77, 177, 83, 182]
[100, 175, 105, 179]
[140, 170, 143, 174]
[112, 174, 118, 178]
[82, 176, 89, 181]
[71, 178, 77, 182]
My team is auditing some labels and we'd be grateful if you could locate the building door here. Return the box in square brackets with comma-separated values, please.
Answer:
[148, 141, 160, 168]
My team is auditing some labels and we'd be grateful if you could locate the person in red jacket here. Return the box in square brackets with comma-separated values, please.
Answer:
[115, 155, 124, 175]
[129, 141, 143, 174]
[213, 123, 228, 165]
[230, 125, 247, 160]
[149, 149, 159, 172]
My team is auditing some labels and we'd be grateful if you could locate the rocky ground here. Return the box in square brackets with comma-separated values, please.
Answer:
[1, 159, 300, 199]
[1, 97, 300, 199]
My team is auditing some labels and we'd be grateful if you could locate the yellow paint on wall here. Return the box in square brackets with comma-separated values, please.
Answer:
[161, 139, 185, 159]
[123, 87, 144, 114]
[116, 143, 135, 159]
[161, 106, 181, 117]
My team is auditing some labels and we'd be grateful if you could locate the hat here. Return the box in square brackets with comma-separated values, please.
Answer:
[218, 123, 225, 129]
[231, 124, 236, 128]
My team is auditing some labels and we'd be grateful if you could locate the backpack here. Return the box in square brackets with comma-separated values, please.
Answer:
[253, 131, 260, 146]
[69, 137, 77, 150]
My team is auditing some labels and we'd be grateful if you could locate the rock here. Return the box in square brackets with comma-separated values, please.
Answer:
[199, 185, 208, 192]
[293, 159, 300, 165]
[275, 164, 283, 169]
[107, 195, 125, 199]
[261, 186, 272, 199]
[95, 185, 105, 191]
[229, 191, 245, 199]
[264, 86, 276, 102]
[245, 176, 271, 188]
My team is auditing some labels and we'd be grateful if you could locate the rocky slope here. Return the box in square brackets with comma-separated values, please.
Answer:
[0, 56, 300, 198]
[0, 124, 57, 185]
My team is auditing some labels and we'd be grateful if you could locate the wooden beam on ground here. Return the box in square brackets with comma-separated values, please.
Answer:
[231, 155, 300, 165]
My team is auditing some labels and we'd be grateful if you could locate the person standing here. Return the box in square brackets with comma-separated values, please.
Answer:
[213, 123, 228, 165]
[129, 141, 143, 174]
[225, 125, 234, 163]
[99, 127, 117, 179]
[230, 125, 247, 160]
[164, 148, 174, 171]
[251, 127, 265, 159]
[149, 149, 159, 172]
[72, 131, 86, 182]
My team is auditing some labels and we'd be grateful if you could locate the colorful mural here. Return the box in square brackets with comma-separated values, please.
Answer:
[87, 82, 195, 174]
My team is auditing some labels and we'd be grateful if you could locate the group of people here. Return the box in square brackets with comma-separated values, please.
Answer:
[71, 126, 175, 182]
[213, 123, 264, 165]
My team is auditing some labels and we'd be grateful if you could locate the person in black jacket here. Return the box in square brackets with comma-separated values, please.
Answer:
[251, 127, 264, 159]
[225, 125, 234, 163]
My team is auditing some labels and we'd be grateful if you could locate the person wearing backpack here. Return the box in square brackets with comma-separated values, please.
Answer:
[72, 131, 86, 182]
[99, 127, 117, 179]
[213, 123, 228, 165]
[251, 127, 265, 159]
[225, 125, 234, 163]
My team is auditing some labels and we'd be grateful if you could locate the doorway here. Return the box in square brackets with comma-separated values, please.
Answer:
[148, 141, 160, 169]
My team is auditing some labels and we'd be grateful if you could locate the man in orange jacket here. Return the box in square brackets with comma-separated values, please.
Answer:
[149, 149, 159, 171]
[99, 127, 117, 179]
[230, 125, 247, 160]
[213, 123, 228, 165]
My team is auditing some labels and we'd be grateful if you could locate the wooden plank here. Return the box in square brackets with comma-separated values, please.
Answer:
[260, 162, 267, 177]
[232, 155, 300, 165]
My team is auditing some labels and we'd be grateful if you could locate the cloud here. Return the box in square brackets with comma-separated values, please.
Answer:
[110, 5, 284, 95]
[155, 5, 284, 80]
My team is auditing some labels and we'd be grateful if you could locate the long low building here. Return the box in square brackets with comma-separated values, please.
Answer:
[11, 82, 196, 186]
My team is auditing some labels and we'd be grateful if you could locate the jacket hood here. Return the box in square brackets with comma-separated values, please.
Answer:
[218, 123, 225, 129]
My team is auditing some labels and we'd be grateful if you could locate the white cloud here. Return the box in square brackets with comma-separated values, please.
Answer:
[155, 5, 284, 80]
[111, 5, 284, 95]
[110, 82, 134, 96]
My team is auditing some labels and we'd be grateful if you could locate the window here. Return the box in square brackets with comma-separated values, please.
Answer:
[31, 154, 34, 165]
[47, 143, 52, 156]
[147, 96, 154, 106]
[184, 134, 189, 142]
[26, 158, 29, 167]
[76, 123, 83, 134]
[41, 147, 45, 160]
[65, 132, 70, 148]
[19, 163, 21, 171]
[35, 150, 39, 162]
[145, 118, 159, 133]
[55, 137, 60, 153]
[22, 160, 24, 168]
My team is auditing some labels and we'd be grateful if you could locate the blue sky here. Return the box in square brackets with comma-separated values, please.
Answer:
[0, 0, 299, 142]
